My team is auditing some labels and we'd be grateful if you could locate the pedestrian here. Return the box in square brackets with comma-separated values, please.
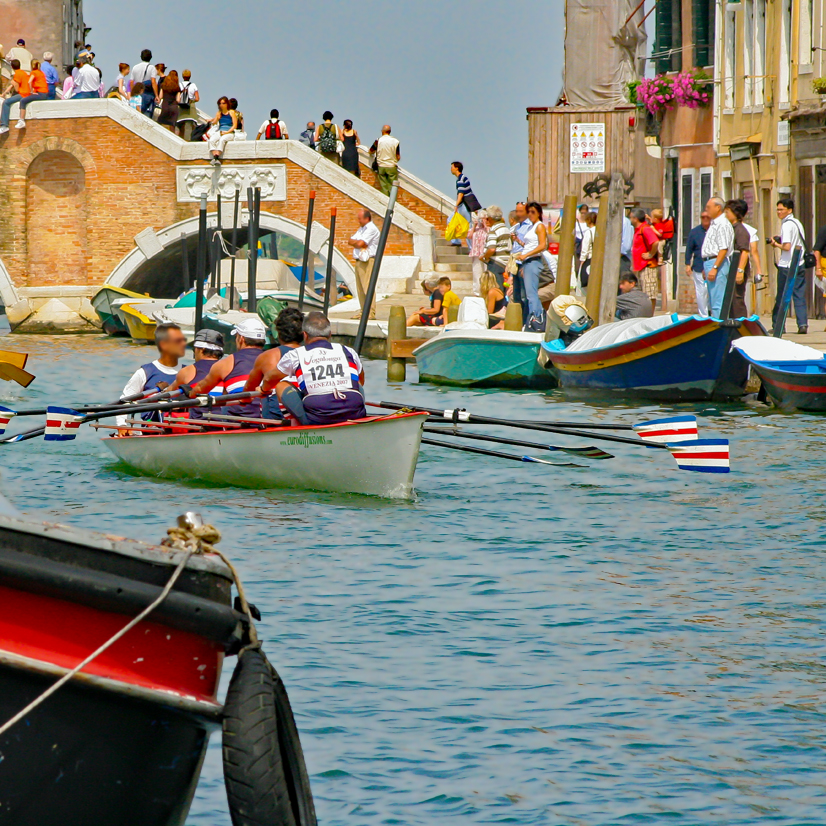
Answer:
[157, 69, 180, 131]
[315, 111, 340, 164]
[256, 108, 288, 140]
[206, 96, 238, 165]
[130, 49, 158, 117]
[299, 121, 316, 149]
[451, 161, 482, 226]
[5, 39, 32, 72]
[578, 211, 597, 292]
[480, 271, 507, 328]
[740, 202, 765, 288]
[629, 208, 660, 311]
[371, 125, 400, 195]
[0, 59, 28, 134]
[724, 198, 751, 319]
[116, 63, 131, 99]
[154, 63, 167, 90]
[72, 57, 101, 99]
[481, 205, 511, 286]
[769, 197, 808, 334]
[621, 210, 634, 273]
[176, 69, 199, 137]
[513, 201, 548, 332]
[127, 81, 144, 112]
[615, 273, 654, 320]
[14, 59, 50, 128]
[340, 119, 361, 177]
[685, 210, 711, 317]
[468, 210, 489, 295]
[701, 196, 734, 319]
[41, 52, 59, 100]
[347, 208, 380, 320]
[575, 204, 590, 259]
[228, 98, 246, 140]
[509, 203, 532, 323]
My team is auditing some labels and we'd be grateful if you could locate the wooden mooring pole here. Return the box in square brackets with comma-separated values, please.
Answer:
[386, 305, 407, 382]
[298, 190, 316, 312]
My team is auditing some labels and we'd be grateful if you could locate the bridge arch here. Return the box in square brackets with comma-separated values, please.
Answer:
[105, 212, 357, 297]
[0, 257, 20, 310]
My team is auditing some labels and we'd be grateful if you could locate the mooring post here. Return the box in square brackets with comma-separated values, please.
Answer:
[354, 181, 398, 354]
[194, 194, 207, 333]
[250, 187, 261, 313]
[585, 191, 610, 323]
[229, 186, 240, 309]
[387, 305, 407, 382]
[597, 175, 625, 326]
[322, 207, 337, 316]
[504, 301, 522, 331]
[180, 233, 189, 296]
[553, 194, 578, 299]
[298, 190, 316, 311]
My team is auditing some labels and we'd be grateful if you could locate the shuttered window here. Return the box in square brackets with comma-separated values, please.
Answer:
[692, 0, 715, 67]
[654, 0, 683, 73]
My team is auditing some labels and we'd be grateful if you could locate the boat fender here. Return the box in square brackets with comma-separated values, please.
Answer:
[223, 648, 317, 826]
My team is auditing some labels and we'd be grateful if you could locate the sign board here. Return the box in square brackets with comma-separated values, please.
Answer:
[570, 123, 606, 174]
[777, 121, 790, 147]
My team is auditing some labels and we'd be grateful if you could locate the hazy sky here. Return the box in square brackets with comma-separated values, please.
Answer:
[85, 0, 566, 210]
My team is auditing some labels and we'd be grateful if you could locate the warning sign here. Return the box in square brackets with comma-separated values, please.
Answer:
[570, 123, 605, 174]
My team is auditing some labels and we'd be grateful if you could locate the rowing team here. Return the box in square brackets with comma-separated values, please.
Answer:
[117, 309, 366, 432]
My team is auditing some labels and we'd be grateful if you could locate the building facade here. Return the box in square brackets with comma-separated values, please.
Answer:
[0, 0, 85, 73]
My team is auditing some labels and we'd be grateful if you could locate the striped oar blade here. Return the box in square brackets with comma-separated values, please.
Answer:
[633, 414, 698, 443]
[44, 407, 84, 441]
[0, 406, 16, 435]
[668, 439, 730, 473]
[548, 445, 613, 460]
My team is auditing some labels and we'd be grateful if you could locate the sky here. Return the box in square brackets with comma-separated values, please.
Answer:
[84, 0, 566, 210]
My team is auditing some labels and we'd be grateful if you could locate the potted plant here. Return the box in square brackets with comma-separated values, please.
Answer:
[626, 80, 643, 108]
[813, 77, 826, 94]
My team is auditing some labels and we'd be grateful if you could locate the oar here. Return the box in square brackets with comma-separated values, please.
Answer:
[423, 427, 614, 459]
[7, 388, 180, 418]
[421, 437, 584, 467]
[378, 400, 668, 451]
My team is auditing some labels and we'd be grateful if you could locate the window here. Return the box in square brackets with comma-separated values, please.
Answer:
[700, 170, 713, 209]
[681, 170, 696, 247]
[744, 0, 754, 108]
[692, 0, 715, 67]
[753, 0, 766, 105]
[779, 0, 791, 105]
[800, 0, 814, 71]
[654, 0, 683, 73]
[723, 8, 737, 109]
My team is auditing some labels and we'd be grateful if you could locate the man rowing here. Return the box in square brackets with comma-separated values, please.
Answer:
[259, 311, 367, 425]
[189, 317, 267, 417]
[243, 307, 304, 420]
[169, 329, 224, 419]
[117, 323, 187, 427]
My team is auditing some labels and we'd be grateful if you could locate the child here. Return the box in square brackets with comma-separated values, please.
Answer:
[439, 277, 462, 322]
[408, 277, 457, 326]
[128, 81, 144, 111]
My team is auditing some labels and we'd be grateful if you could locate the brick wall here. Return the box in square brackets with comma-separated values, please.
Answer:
[0, 115, 437, 291]
[677, 270, 699, 314]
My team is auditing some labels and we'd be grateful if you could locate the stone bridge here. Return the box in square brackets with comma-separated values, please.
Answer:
[0, 98, 452, 331]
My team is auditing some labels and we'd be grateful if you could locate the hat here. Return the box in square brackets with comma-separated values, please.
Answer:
[17, 39, 25, 46]
[231, 317, 267, 340]
[193, 328, 224, 352]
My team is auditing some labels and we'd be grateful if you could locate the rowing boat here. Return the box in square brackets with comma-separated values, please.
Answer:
[413, 329, 556, 389]
[90, 286, 148, 336]
[120, 302, 171, 343]
[103, 412, 429, 498]
[539, 314, 766, 400]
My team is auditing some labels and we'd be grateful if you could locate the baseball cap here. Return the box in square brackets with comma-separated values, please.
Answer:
[193, 329, 224, 352]
[17, 39, 25, 46]
[230, 317, 267, 340]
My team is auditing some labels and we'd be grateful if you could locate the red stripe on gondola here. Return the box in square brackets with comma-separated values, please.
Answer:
[763, 376, 826, 393]
[0, 585, 223, 702]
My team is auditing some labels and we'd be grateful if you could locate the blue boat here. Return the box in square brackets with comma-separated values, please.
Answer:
[413, 329, 556, 389]
[539, 314, 767, 400]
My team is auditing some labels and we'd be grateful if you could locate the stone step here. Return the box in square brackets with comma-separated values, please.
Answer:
[434, 252, 471, 264]
[435, 262, 472, 272]
[434, 238, 469, 250]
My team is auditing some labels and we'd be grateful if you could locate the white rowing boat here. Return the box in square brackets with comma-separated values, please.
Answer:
[103, 412, 428, 498]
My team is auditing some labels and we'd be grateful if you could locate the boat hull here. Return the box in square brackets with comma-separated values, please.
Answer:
[747, 361, 826, 410]
[0, 514, 244, 826]
[543, 317, 765, 400]
[414, 331, 556, 389]
[91, 287, 147, 337]
[104, 413, 428, 498]
[121, 304, 158, 343]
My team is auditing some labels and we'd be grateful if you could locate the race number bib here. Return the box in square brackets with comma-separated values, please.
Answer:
[297, 344, 356, 396]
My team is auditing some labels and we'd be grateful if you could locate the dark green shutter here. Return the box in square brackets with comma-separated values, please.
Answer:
[693, 0, 715, 67]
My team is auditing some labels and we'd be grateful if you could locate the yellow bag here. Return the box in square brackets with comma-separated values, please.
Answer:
[445, 212, 469, 242]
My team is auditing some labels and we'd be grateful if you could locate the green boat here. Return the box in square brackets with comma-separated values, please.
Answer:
[90, 286, 149, 336]
[413, 329, 557, 389]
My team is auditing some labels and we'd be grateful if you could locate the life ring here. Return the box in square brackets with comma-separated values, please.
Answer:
[223, 648, 317, 826]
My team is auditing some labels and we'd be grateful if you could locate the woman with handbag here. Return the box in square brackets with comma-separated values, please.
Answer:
[157, 70, 180, 131]
[315, 112, 341, 165]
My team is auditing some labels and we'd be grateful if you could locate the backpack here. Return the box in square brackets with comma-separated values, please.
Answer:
[265, 120, 282, 140]
[190, 122, 210, 142]
[318, 124, 337, 153]
[785, 216, 817, 269]
[179, 81, 191, 106]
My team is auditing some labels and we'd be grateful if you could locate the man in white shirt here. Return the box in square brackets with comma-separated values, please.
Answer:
[700, 196, 734, 318]
[620, 213, 634, 272]
[256, 108, 288, 140]
[130, 49, 158, 117]
[6, 39, 32, 72]
[176, 69, 199, 137]
[72, 58, 101, 99]
[347, 208, 381, 319]
[370, 125, 400, 196]
[769, 197, 807, 334]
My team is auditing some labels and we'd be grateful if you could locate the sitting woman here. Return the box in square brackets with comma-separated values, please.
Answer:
[206, 96, 238, 165]
[127, 81, 144, 111]
[480, 271, 507, 329]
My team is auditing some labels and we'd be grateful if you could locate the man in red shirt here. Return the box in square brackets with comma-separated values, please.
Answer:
[0, 59, 30, 133]
[630, 208, 660, 311]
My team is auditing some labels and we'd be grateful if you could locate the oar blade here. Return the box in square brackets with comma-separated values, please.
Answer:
[0, 349, 28, 370]
[522, 455, 583, 467]
[667, 439, 730, 473]
[0, 406, 16, 435]
[633, 414, 698, 443]
[550, 445, 614, 460]
[44, 407, 84, 442]
[0, 363, 36, 388]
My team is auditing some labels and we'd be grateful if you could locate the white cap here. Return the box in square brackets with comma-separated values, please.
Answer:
[231, 316, 267, 340]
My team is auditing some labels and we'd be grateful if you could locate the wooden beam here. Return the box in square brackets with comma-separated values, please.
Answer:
[390, 338, 422, 359]
[598, 175, 625, 325]
[585, 191, 611, 323]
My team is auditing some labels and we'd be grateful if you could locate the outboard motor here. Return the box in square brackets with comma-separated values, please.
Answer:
[546, 295, 594, 345]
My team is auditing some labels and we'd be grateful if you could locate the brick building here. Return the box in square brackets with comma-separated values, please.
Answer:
[0, 0, 85, 73]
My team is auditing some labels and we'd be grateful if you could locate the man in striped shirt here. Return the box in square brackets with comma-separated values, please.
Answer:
[451, 161, 478, 227]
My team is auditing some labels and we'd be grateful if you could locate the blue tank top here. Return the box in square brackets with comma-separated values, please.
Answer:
[189, 358, 222, 420]
[219, 112, 233, 130]
[140, 361, 179, 394]
[223, 348, 262, 417]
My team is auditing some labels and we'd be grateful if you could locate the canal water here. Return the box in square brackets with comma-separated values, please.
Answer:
[1, 331, 824, 826]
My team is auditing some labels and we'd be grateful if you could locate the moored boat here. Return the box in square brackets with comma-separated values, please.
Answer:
[104, 412, 429, 498]
[90, 286, 148, 336]
[0, 507, 247, 826]
[731, 336, 826, 411]
[120, 301, 170, 343]
[413, 329, 556, 389]
[539, 314, 766, 400]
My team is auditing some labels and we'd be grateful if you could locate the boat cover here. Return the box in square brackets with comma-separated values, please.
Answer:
[731, 336, 825, 362]
[444, 297, 488, 330]
[565, 314, 688, 352]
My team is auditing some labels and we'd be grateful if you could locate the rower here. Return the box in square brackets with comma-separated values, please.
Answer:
[189, 317, 267, 417]
[243, 307, 304, 420]
[169, 329, 225, 419]
[117, 323, 187, 426]
[261, 311, 367, 426]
